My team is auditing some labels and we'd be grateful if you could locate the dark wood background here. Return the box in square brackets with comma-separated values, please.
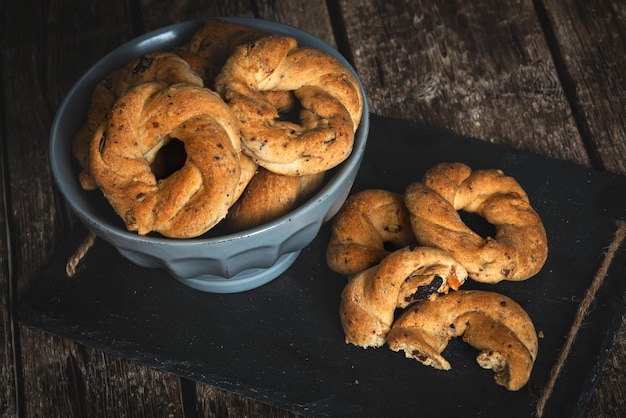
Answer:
[1, 0, 625, 416]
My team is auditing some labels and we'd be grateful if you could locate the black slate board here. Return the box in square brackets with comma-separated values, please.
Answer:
[19, 114, 626, 417]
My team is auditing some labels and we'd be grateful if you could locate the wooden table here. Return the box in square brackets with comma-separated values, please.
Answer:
[2, 0, 625, 416]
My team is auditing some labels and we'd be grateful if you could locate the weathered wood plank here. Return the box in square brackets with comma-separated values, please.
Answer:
[140, 0, 255, 30]
[2, 3, 59, 299]
[586, 328, 626, 417]
[0, 0, 16, 401]
[20, 326, 184, 417]
[43, 1, 137, 105]
[140, 0, 336, 47]
[340, 0, 591, 167]
[194, 385, 301, 418]
[0, 127, 16, 418]
[251, 0, 336, 47]
[539, 0, 626, 175]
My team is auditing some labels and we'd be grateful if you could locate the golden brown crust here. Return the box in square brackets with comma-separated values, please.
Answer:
[227, 167, 325, 232]
[73, 52, 204, 190]
[386, 290, 538, 391]
[326, 189, 415, 276]
[75, 19, 363, 238]
[231, 153, 259, 205]
[88, 82, 242, 238]
[404, 162, 548, 283]
[175, 18, 271, 88]
[340, 246, 467, 348]
[214, 35, 363, 176]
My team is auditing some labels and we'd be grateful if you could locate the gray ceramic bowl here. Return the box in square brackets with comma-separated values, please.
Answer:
[50, 17, 369, 293]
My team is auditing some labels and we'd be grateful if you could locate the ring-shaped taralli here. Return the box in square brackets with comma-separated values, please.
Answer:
[386, 290, 538, 391]
[214, 35, 363, 176]
[326, 189, 416, 276]
[175, 18, 271, 88]
[340, 246, 468, 348]
[404, 162, 548, 283]
[88, 81, 243, 238]
[73, 52, 204, 190]
[227, 167, 325, 232]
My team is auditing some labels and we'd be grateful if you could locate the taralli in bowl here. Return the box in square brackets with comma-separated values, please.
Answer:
[88, 82, 243, 238]
[226, 167, 326, 232]
[73, 51, 205, 191]
[215, 35, 363, 176]
[49, 17, 369, 293]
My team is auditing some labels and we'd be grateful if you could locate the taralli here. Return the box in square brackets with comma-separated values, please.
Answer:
[340, 246, 467, 348]
[232, 153, 260, 206]
[227, 167, 325, 232]
[88, 81, 243, 238]
[74, 19, 365, 238]
[326, 189, 415, 276]
[176, 19, 298, 130]
[404, 162, 548, 283]
[215, 35, 363, 176]
[176, 18, 271, 88]
[386, 290, 538, 391]
[73, 52, 204, 190]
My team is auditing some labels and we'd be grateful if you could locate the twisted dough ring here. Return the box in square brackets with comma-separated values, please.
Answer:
[177, 19, 298, 121]
[227, 167, 325, 232]
[88, 81, 243, 238]
[387, 290, 538, 391]
[215, 35, 363, 176]
[176, 18, 271, 88]
[340, 246, 467, 348]
[73, 52, 204, 190]
[326, 189, 415, 276]
[405, 162, 548, 283]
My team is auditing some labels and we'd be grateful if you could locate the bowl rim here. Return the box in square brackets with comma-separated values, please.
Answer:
[50, 17, 370, 246]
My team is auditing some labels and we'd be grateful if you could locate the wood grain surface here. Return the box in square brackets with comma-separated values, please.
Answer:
[1, 0, 624, 416]
[342, 0, 591, 166]
[541, 0, 626, 175]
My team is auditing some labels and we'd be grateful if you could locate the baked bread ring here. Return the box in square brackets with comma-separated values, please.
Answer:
[340, 246, 467, 348]
[73, 52, 204, 190]
[227, 86, 302, 209]
[176, 18, 271, 88]
[326, 189, 415, 276]
[387, 290, 538, 391]
[214, 35, 363, 176]
[232, 153, 259, 205]
[227, 167, 325, 232]
[404, 162, 548, 283]
[177, 19, 297, 112]
[88, 81, 243, 238]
